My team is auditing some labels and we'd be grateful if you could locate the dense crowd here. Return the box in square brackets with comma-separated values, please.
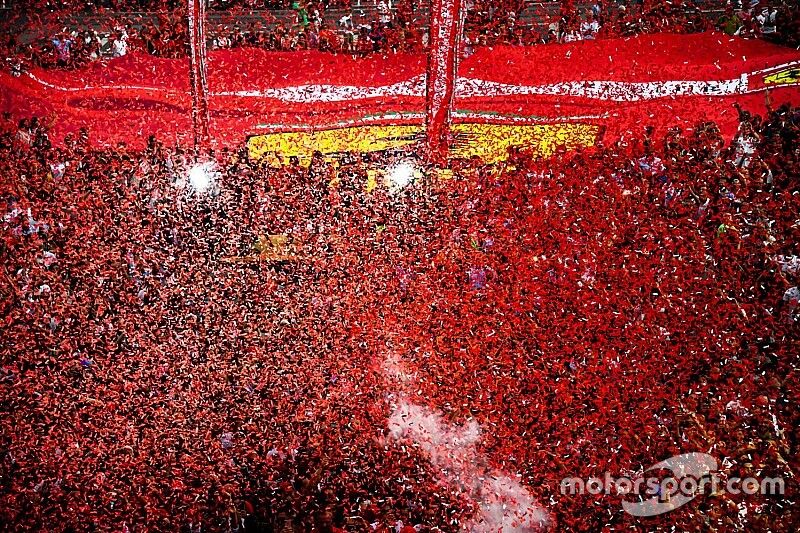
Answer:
[1, 96, 798, 531]
[2, 0, 799, 70]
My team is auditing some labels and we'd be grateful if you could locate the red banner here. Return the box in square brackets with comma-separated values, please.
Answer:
[1, 32, 799, 150]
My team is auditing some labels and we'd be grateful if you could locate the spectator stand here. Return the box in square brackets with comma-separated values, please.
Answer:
[2, 0, 796, 68]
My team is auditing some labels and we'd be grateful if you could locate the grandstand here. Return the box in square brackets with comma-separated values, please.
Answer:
[1, 0, 741, 57]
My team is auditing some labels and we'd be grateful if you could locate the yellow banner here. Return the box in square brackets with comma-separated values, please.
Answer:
[763, 67, 800, 86]
[247, 122, 599, 165]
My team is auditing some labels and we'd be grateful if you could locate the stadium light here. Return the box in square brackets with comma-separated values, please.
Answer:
[387, 161, 417, 192]
[188, 161, 216, 193]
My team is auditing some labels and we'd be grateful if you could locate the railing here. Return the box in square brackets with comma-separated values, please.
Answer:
[7, 0, 733, 48]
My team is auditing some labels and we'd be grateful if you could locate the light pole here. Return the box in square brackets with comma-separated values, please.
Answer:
[188, 0, 210, 157]
[425, 0, 463, 165]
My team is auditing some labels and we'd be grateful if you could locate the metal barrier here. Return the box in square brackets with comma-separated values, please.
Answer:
[8, 0, 733, 49]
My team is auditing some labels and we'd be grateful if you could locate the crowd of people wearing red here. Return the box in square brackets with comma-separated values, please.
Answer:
[1, 93, 798, 531]
[3, 0, 800, 69]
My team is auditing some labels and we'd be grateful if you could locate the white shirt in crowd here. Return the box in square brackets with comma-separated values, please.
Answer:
[756, 8, 777, 34]
[581, 19, 600, 38]
[377, 1, 392, 24]
[112, 32, 128, 58]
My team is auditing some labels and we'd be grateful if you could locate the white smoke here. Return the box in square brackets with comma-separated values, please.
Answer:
[387, 399, 550, 532]
[471, 474, 550, 533]
[382, 352, 419, 383]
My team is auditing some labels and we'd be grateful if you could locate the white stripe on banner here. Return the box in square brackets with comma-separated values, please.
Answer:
[21, 71, 768, 103]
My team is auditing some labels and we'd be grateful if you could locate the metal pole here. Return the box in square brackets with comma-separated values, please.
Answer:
[425, 0, 463, 165]
[188, 0, 210, 156]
